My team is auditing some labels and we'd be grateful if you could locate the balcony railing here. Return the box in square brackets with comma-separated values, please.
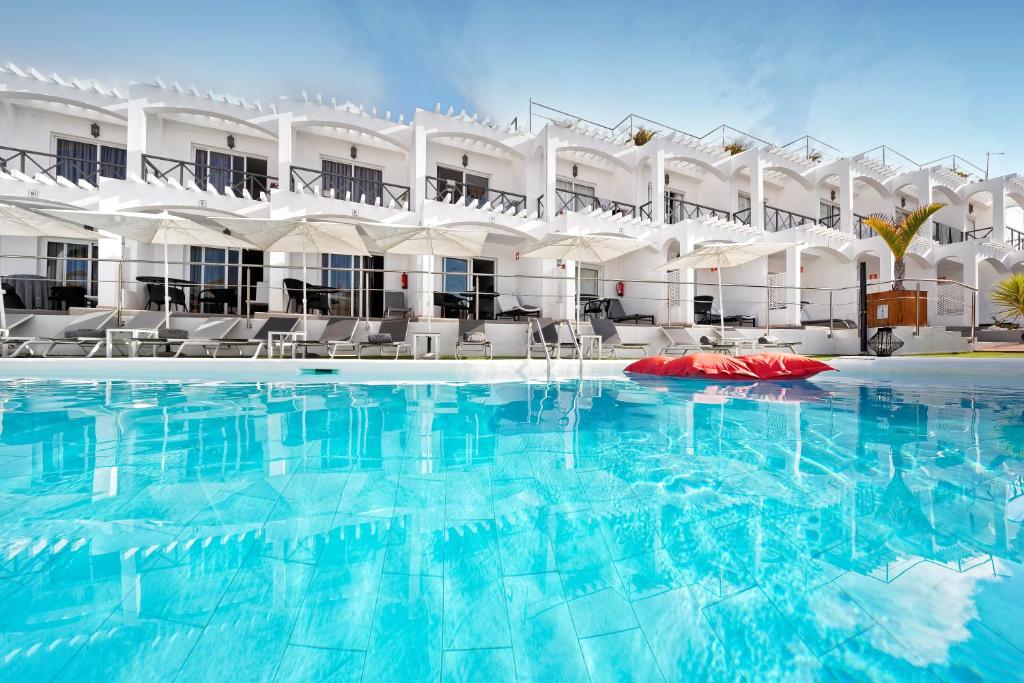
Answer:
[1, 145, 126, 185]
[764, 205, 816, 232]
[1007, 228, 1024, 250]
[554, 188, 635, 218]
[666, 196, 730, 224]
[143, 154, 277, 200]
[733, 207, 751, 225]
[425, 176, 525, 213]
[854, 214, 876, 239]
[933, 221, 966, 246]
[290, 166, 409, 208]
[820, 211, 840, 231]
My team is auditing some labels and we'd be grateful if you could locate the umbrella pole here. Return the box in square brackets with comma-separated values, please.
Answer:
[301, 254, 308, 335]
[117, 258, 123, 327]
[0, 280, 6, 331]
[717, 267, 725, 337]
[164, 241, 171, 330]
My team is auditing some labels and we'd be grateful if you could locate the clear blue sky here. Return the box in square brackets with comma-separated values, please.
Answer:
[4, 0, 1021, 173]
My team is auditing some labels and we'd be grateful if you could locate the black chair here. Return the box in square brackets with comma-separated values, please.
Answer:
[284, 278, 329, 315]
[197, 287, 238, 314]
[48, 286, 91, 311]
[1, 283, 25, 310]
[434, 292, 470, 319]
[606, 298, 655, 325]
[145, 283, 188, 312]
[583, 297, 607, 321]
[694, 295, 714, 324]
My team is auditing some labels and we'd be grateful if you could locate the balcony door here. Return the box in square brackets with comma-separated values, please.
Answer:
[665, 190, 685, 223]
[321, 254, 384, 318]
[321, 159, 383, 204]
[436, 165, 488, 204]
[820, 200, 839, 229]
[556, 178, 596, 213]
[55, 137, 126, 184]
[442, 257, 496, 318]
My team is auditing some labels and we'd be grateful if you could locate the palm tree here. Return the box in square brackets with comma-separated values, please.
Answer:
[864, 203, 945, 290]
[991, 272, 1024, 325]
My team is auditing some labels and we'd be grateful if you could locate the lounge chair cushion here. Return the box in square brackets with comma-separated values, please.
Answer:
[367, 333, 393, 344]
[462, 332, 488, 343]
[64, 328, 104, 338]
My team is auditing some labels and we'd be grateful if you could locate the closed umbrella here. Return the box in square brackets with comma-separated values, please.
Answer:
[208, 217, 370, 333]
[47, 209, 255, 328]
[657, 241, 795, 335]
[518, 231, 653, 329]
[0, 203, 99, 329]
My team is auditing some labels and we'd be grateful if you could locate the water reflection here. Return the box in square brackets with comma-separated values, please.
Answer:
[0, 377, 1022, 680]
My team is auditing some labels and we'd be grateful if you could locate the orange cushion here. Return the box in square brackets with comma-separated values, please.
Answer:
[662, 353, 760, 380]
[740, 353, 835, 380]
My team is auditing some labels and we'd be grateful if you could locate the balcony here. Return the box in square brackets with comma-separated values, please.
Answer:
[550, 188, 635, 218]
[1, 145, 126, 185]
[732, 204, 815, 230]
[290, 166, 409, 208]
[425, 176, 525, 213]
[143, 154, 277, 200]
[1007, 228, 1024, 250]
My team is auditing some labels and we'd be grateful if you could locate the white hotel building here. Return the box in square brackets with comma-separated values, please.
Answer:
[2, 62, 1023, 354]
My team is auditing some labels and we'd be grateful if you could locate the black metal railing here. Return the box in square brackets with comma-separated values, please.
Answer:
[639, 201, 652, 221]
[820, 212, 841, 230]
[554, 188, 635, 218]
[1, 145, 126, 185]
[965, 227, 993, 241]
[289, 166, 409, 208]
[425, 176, 525, 213]
[1007, 227, 1024, 250]
[854, 214, 876, 239]
[537, 195, 544, 218]
[764, 205, 816, 232]
[666, 196, 730, 224]
[733, 207, 751, 225]
[143, 154, 278, 200]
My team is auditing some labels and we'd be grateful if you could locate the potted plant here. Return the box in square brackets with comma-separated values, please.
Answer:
[862, 203, 945, 327]
[632, 126, 655, 146]
[724, 139, 751, 155]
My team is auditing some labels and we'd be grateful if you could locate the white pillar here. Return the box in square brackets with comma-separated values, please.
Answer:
[839, 162, 854, 234]
[963, 257, 980, 328]
[267, 251, 287, 312]
[784, 246, 803, 326]
[650, 150, 665, 224]
[126, 99, 147, 178]
[276, 112, 294, 191]
[749, 154, 765, 230]
[992, 182, 1007, 244]
[408, 124, 426, 212]
[543, 131, 558, 220]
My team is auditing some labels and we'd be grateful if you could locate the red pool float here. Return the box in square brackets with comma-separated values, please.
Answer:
[625, 353, 835, 381]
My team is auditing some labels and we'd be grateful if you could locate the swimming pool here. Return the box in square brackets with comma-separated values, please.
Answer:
[0, 375, 1021, 681]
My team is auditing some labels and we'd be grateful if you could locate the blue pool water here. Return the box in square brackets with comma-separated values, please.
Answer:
[0, 376, 1023, 681]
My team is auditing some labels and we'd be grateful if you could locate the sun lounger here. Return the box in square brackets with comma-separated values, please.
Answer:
[290, 317, 362, 358]
[455, 319, 492, 359]
[754, 335, 801, 354]
[356, 319, 411, 359]
[132, 318, 238, 357]
[172, 317, 298, 358]
[606, 299, 655, 325]
[528, 318, 578, 359]
[495, 294, 541, 322]
[659, 327, 736, 356]
[6, 310, 116, 357]
[589, 319, 648, 358]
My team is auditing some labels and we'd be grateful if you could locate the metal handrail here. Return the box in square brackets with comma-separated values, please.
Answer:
[560, 319, 584, 379]
[554, 188, 635, 218]
[1007, 227, 1024, 250]
[765, 205, 816, 232]
[854, 214, 876, 239]
[733, 207, 751, 225]
[289, 165, 410, 208]
[424, 176, 525, 213]
[0, 144, 126, 184]
[639, 201, 652, 221]
[142, 154, 278, 200]
[666, 197, 730, 224]
[527, 318, 551, 382]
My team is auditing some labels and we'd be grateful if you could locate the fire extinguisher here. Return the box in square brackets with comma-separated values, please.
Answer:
[615, 281, 625, 297]
[400, 272, 408, 290]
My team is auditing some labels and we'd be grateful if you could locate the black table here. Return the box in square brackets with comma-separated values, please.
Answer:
[459, 291, 500, 320]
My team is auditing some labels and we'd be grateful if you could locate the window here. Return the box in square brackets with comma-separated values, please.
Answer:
[55, 137, 126, 184]
[321, 253, 384, 317]
[194, 148, 271, 199]
[190, 246, 240, 290]
[435, 166, 489, 204]
[441, 257, 495, 318]
[46, 240, 98, 296]
[577, 264, 600, 297]
[819, 200, 839, 229]
[321, 159, 384, 204]
[665, 190, 686, 223]
[556, 178, 597, 213]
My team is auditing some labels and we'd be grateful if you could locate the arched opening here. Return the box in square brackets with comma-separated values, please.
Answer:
[801, 246, 854, 325]
[934, 257, 968, 327]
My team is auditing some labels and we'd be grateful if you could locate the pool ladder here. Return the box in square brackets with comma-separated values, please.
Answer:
[526, 319, 584, 382]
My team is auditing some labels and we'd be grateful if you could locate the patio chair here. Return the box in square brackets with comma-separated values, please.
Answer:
[527, 318, 577, 359]
[1, 283, 26, 310]
[196, 287, 238, 314]
[606, 299, 655, 325]
[6, 310, 115, 357]
[694, 295, 714, 324]
[384, 291, 412, 319]
[495, 294, 541, 321]
[455, 319, 492, 359]
[356, 318, 410, 359]
[145, 283, 189, 312]
[434, 292, 470, 319]
[660, 327, 731, 356]
[583, 297, 607, 321]
[589, 319, 649, 359]
[290, 317, 362, 358]
[284, 279, 329, 315]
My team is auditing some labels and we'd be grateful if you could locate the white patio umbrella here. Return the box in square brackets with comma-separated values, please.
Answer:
[657, 241, 795, 335]
[517, 231, 653, 329]
[0, 203, 100, 329]
[208, 217, 370, 333]
[47, 209, 256, 328]
[361, 222, 493, 330]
